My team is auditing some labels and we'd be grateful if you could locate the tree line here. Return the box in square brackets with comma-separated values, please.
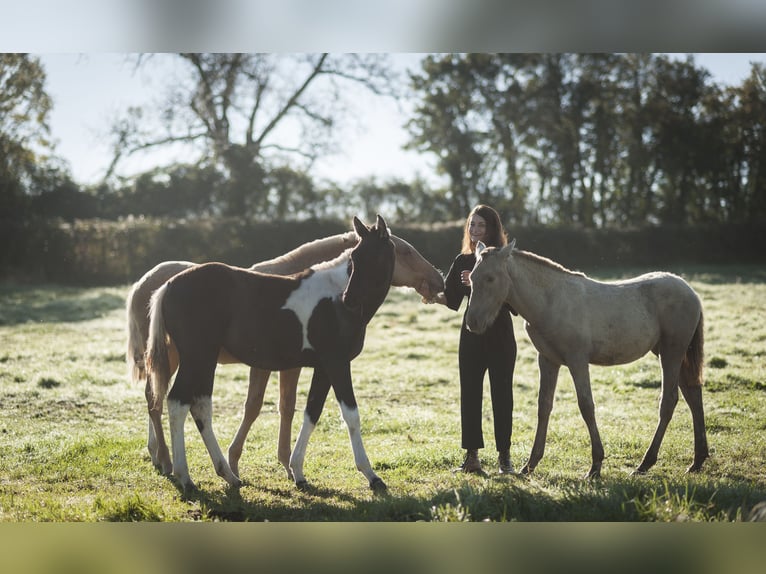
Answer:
[2, 53, 765, 228]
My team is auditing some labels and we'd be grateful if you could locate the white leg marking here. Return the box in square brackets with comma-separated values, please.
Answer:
[190, 396, 242, 488]
[339, 402, 381, 485]
[167, 399, 193, 490]
[289, 410, 316, 485]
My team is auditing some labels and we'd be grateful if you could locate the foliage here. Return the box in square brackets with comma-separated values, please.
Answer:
[0, 54, 64, 219]
[3, 217, 765, 285]
[5, 53, 766, 229]
[407, 53, 766, 226]
[104, 53, 398, 216]
[0, 267, 764, 521]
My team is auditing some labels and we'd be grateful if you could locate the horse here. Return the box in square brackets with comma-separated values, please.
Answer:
[464, 240, 708, 478]
[126, 230, 443, 479]
[145, 215, 396, 492]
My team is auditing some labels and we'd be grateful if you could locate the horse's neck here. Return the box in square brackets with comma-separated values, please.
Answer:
[508, 254, 579, 319]
[361, 283, 391, 324]
[251, 232, 356, 275]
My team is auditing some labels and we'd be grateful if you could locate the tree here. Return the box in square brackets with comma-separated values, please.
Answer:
[106, 53, 398, 217]
[0, 54, 53, 218]
[407, 53, 539, 222]
[407, 53, 766, 228]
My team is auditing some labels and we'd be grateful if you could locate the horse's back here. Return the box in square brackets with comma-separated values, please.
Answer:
[574, 272, 700, 365]
[624, 272, 701, 317]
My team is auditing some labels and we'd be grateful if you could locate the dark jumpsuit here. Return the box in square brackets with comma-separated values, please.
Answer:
[444, 252, 517, 452]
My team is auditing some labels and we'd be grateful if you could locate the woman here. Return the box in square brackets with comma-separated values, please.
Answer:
[428, 205, 517, 474]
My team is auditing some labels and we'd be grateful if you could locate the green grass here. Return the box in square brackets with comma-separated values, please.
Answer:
[0, 264, 765, 521]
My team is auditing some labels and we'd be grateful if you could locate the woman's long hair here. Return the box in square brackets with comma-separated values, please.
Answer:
[461, 204, 508, 254]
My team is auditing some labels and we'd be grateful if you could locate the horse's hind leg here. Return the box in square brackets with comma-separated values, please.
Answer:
[167, 398, 193, 491]
[145, 345, 178, 475]
[145, 375, 172, 475]
[277, 367, 301, 478]
[523, 354, 560, 475]
[679, 383, 709, 472]
[191, 395, 242, 488]
[635, 353, 681, 474]
[228, 367, 270, 477]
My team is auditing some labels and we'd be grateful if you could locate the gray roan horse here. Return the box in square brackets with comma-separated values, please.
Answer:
[146, 216, 395, 493]
[464, 240, 708, 478]
[126, 230, 443, 480]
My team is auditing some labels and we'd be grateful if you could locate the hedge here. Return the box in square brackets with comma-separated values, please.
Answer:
[1, 217, 764, 285]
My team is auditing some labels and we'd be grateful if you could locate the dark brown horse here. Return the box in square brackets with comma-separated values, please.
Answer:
[126, 231, 443, 479]
[146, 215, 395, 492]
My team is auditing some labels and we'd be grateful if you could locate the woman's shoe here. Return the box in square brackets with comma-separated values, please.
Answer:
[454, 449, 482, 474]
[498, 450, 513, 474]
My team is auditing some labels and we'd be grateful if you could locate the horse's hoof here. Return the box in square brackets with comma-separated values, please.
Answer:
[178, 480, 197, 498]
[520, 465, 533, 476]
[631, 468, 648, 477]
[295, 479, 309, 491]
[370, 477, 387, 493]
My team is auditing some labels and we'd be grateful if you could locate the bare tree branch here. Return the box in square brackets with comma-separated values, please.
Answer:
[254, 53, 329, 149]
[105, 53, 398, 182]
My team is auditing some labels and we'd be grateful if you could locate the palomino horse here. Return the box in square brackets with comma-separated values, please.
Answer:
[464, 240, 708, 478]
[146, 216, 395, 492]
[126, 230, 443, 478]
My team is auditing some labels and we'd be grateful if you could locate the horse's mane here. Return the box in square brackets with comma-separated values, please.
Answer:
[310, 247, 354, 272]
[513, 247, 586, 278]
[251, 232, 357, 275]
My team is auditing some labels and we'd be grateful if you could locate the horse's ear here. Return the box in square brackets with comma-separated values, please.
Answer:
[375, 214, 389, 239]
[503, 240, 515, 261]
[353, 216, 370, 238]
[476, 241, 487, 256]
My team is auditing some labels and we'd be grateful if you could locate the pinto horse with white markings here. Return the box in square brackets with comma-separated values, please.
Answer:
[146, 215, 395, 492]
[464, 240, 708, 478]
[127, 229, 443, 479]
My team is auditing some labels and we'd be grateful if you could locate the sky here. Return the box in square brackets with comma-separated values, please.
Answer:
[39, 53, 765, 188]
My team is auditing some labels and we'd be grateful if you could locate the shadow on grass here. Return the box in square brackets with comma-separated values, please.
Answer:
[0, 284, 124, 325]
[156, 470, 766, 522]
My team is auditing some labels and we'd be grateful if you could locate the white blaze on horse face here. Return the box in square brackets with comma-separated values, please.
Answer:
[282, 260, 350, 351]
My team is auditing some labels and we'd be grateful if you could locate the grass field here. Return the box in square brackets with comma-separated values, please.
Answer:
[0, 264, 764, 522]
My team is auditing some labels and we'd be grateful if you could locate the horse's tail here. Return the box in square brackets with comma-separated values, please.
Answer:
[125, 281, 147, 385]
[146, 283, 171, 411]
[681, 311, 704, 388]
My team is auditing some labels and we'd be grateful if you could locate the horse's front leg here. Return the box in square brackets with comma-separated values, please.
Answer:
[522, 354, 560, 475]
[277, 367, 301, 478]
[228, 367, 270, 477]
[568, 360, 604, 479]
[329, 362, 386, 492]
[290, 367, 332, 489]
